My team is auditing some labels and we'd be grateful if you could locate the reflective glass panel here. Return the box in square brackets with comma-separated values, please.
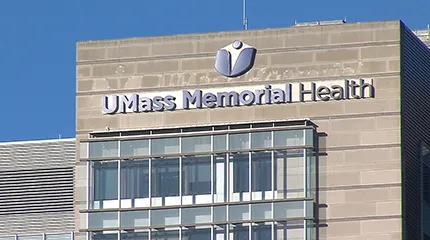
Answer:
[91, 231, 118, 240]
[182, 136, 211, 153]
[229, 153, 249, 202]
[182, 227, 211, 240]
[251, 222, 272, 240]
[213, 134, 227, 152]
[251, 131, 272, 149]
[229, 133, 250, 151]
[120, 139, 149, 157]
[151, 158, 180, 198]
[121, 232, 149, 240]
[151, 209, 180, 226]
[89, 141, 118, 158]
[88, 212, 118, 229]
[274, 149, 305, 199]
[93, 161, 118, 209]
[151, 229, 179, 240]
[120, 210, 149, 228]
[229, 204, 249, 222]
[251, 152, 272, 194]
[274, 130, 304, 147]
[182, 156, 211, 197]
[182, 207, 211, 225]
[214, 155, 227, 203]
[151, 138, 180, 155]
[120, 159, 150, 207]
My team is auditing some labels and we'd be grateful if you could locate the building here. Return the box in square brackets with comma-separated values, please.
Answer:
[75, 20, 430, 239]
[413, 25, 430, 47]
[0, 139, 76, 240]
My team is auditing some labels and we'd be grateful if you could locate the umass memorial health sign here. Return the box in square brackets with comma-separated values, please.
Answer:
[102, 79, 375, 114]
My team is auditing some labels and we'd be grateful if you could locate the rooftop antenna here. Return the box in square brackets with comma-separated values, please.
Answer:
[243, 0, 248, 30]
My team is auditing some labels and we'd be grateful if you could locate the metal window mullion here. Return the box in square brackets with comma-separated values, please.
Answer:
[303, 219, 307, 240]
[211, 134, 214, 204]
[179, 136, 183, 207]
[303, 149, 307, 199]
[226, 133, 230, 203]
[117, 159, 121, 232]
[249, 220, 252, 240]
[86, 160, 91, 229]
[249, 132, 252, 202]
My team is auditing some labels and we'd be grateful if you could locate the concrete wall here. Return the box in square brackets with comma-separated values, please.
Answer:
[76, 20, 403, 239]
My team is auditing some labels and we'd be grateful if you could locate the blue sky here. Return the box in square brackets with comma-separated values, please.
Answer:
[0, 0, 428, 142]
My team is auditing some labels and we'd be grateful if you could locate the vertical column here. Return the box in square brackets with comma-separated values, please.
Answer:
[148, 138, 152, 208]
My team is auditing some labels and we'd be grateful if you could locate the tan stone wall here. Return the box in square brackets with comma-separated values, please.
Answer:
[75, 20, 402, 238]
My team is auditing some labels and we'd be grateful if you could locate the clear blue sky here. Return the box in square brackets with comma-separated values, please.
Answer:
[0, 0, 428, 142]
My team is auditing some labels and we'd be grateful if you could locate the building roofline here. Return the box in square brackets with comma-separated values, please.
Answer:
[76, 20, 401, 46]
[0, 138, 75, 146]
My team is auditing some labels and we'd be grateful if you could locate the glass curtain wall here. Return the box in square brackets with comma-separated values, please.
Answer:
[84, 126, 317, 240]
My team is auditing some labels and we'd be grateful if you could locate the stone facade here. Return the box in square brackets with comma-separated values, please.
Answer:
[76, 20, 405, 239]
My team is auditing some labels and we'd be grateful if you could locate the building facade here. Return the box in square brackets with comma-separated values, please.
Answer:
[0, 139, 76, 240]
[74, 20, 430, 240]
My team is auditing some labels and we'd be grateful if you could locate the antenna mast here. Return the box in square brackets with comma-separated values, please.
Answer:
[243, 0, 248, 30]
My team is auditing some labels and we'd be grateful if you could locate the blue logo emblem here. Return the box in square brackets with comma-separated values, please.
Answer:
[214, 40, 257, 78]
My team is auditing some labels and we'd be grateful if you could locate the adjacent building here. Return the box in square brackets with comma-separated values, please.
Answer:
[0, 139, 76, 240]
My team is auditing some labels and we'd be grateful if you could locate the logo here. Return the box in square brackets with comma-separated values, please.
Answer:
[214, 40, 257, 78]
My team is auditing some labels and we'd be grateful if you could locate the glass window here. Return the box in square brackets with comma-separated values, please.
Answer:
[251, 203, 272, 221]
[151, 229, 180, 240]
[0, 237, 16, 240]
[213, 206, 227, 222]
[275, 221, 305, 240]
[230, 224, 249, 240]
[274, 130, 304, 147]
[182, 207, 211, 225]
[230, 153, 249, 194]
[214, 155, 227, 203]
[151, 138, 180, 155]
[89, 141, 119, 158]
[93, 161, 118, 207]
[182, 136, 211, 153]
[213, 134, 227, 152]
[17, 236, 42, 240]
[251, 152, 272, 193]
[120, 139, 149, 157]
[182, 156, 211, 197]
[45, 234, 71, 240]
[91, 231, 118, 240]
[251, 223, 272, 240]
[229, 133, 250, 151]
[151, 209, 180, 226]
[120, 160, 150, 205]
[151, 158, 180, 198]
[182, 227, 211, 240]
[229, 204, 249, 222]
[88, 212, 118, 229]
[274, 149, 305, 199]
[274, 201, 305, 219]
[120, 210, 149, 228]
[121, 232, 149, 240]
[305, 128, 314, 146]
[251, 131, 272, 149]
[213, 225, 227, 240]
